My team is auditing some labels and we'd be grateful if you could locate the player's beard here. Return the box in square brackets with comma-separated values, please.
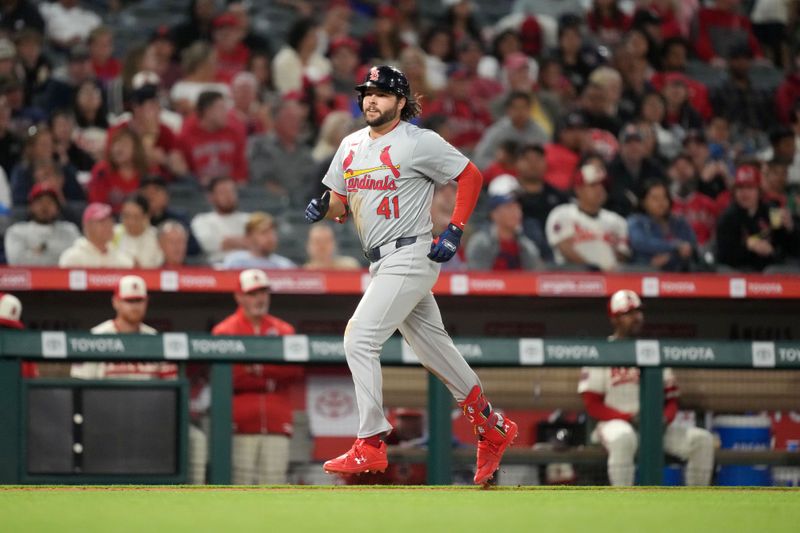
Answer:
[364, 103, 400, 128]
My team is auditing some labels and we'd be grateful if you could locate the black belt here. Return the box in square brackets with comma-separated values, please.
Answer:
[364, 236, 418, 263]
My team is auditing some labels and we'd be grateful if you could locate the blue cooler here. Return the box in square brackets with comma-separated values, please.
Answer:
[713, 415, 772, 486]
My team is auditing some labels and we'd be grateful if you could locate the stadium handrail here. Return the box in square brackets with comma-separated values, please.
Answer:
[2, 333, 798, 485]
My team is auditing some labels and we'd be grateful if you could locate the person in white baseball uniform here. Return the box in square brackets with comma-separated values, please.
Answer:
[578, 289, 714, 486]
[545, 162, 630, 271]
[69, 276, 208, 484]
[305, 65, 518, 485]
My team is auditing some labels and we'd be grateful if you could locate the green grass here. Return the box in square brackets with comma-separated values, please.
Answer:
[1, 486, 799, 533]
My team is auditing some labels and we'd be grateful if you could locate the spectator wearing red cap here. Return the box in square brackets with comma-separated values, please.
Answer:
[546, 161, 630, 271]
[87, 128, 148, 213]
[652, 39, 713, 121]
[58, 202, 134, 268]
[5, 183, 79, 265]
[212, 12, 249, 84]
[328, 35, 361, 97]
[716, 164, 799, 271]
[212, 268, 303, 485]
[272, 17, 331, 95]
[179, 90, 248, 186]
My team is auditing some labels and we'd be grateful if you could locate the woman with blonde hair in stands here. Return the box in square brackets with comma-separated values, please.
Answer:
[170, 41, 230, 115]
[87, 128, 148, 213]
[398, 46, 437, 104]
[311, 111, 354, 164]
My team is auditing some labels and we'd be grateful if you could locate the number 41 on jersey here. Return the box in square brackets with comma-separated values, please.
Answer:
[376, 196, 400, 219]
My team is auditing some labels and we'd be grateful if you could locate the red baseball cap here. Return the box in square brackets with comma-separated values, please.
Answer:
[28, 182, 60, 203]
[213, 13, 241, 29]
[329, 36, 359, 56]
[733, 165, 761, 189]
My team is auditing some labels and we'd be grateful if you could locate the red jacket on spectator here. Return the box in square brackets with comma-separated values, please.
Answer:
[775, 73, 800, 125]
[672, 191, 719, 246]
[651, 72, 714, 121]
[212, 308, 303, 436]
[544, 143, 580, 192]
[695, 7, 762, 62]
[93, 58, 121, 83]
[423, 97, 493, 151]
[179, 115, 248, 185]
[215, 43, 250, 85]
[87, 160, 142, 213]
[483, 161, 517, 186]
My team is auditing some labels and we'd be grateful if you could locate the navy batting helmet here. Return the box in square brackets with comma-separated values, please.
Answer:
[356, 65, 411, 100]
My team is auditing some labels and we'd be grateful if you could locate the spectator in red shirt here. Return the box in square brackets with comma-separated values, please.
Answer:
[587, 0, 632, 48]
[652, 39, 713, 121]
[87, 127, 148, 213]
[212, 12, 249, 85]
[423, 67, 492, 153]
[88, 26, 120, 84]
[695, 0, 763, 66]
[212, 269, 304, 485]
[544, 111, 588, 192]
[179, 90, 248, 186]
[482, 140, 519, 186]
[108, 75, 189, 180]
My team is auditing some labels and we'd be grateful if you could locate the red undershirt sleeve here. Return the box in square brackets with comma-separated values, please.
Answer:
[450, 162, 483, 230]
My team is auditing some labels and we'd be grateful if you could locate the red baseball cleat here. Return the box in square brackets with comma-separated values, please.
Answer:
[473, 416, 518, 485]
[323, 439, 388, 475]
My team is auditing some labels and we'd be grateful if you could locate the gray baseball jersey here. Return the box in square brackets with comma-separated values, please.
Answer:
[322, 121, 469, 251]
[318, 120, 482, 439]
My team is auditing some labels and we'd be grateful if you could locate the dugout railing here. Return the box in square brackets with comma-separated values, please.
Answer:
[1, 331, 799, 485]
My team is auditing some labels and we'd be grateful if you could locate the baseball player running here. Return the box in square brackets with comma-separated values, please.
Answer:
[305, 65, 517, 485]
[578, 290, 714, 485]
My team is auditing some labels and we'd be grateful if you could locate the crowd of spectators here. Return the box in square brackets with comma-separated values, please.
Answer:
[0, 0, 798, 273]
